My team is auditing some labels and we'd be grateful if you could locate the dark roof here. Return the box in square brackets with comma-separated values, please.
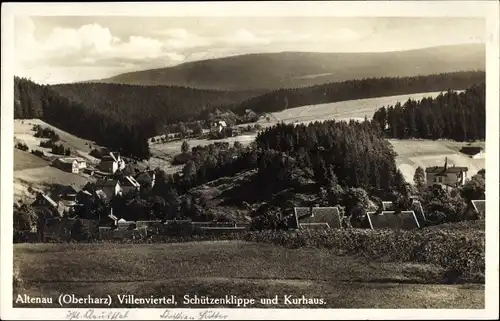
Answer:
[32, 193, 58, 208]
[290, 207, 311, 229]
[101, 156, 115, 162]
[471, 200, 486, 215]
[425, 166, 468, 174]
[460, 146, 483, 155]
[299, 223, 331, 229]
[300, 207, 342, 228]
[134, 171, 153, 182]
[382, 201, 395, 211]
[411, 200, 427, 223]
[382, 200, 427, 224]
[366, 211, 420, 230]
[49, 185, 78, 202]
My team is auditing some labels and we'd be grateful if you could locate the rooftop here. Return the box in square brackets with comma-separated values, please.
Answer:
[301, 207, 342, 228]
[425, 165, 468, 174]
[366, 211, 420, 230]
[471, 200, 486, 215]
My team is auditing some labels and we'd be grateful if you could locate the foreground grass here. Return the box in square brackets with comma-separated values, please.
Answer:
[13, 241, 484, 308]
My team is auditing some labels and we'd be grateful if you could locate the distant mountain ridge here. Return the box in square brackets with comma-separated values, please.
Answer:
[94, 44, 485, 91]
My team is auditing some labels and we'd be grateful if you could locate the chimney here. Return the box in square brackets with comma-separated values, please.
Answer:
[444, 157, 448, 171]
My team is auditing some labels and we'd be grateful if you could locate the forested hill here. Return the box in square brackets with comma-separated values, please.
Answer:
[372, 82, 485, 141]
[96, 44, 485, 90]
[230, 71, 486, 115]
[49, 83, 264, 125]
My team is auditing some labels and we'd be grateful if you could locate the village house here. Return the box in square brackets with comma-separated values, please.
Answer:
[53, 158, 79, 173]
[49, 185, 79, 216]
[94, 179, 123, 199]
[211, 120, 227, 134]
[291, 206, 342, 229]
[425, 157, 468, 188]
[31, 192, 64, 216]
[119, 175, 141, 195]
[244, 109, 258, 122]
[99, 152, 126, 174]
[53, 157, 87, 173]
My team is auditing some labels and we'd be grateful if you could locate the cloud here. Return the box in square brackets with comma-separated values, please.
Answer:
[220, 29, 271, 46]
[15, 18, 187, 75]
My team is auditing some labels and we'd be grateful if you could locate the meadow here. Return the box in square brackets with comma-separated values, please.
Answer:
[13, 221, 485, 309]
[149, 91, 483, 180]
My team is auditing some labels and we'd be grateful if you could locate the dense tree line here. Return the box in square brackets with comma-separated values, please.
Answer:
[49, 82, 259, 129]
[14, 77, 151, 160]
[254, 121, 406, 195]
[372, 83, 485, 141]
[230, 71, 485, 114]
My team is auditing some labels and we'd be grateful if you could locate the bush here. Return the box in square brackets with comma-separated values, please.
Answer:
[70, 219, 92, 242]
[241, 224, 484, 280]
[15, 142, 29, 151]
[31, 149, 44, 157]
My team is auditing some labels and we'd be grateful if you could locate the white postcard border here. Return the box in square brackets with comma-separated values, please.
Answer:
[1, 1, 499, 320]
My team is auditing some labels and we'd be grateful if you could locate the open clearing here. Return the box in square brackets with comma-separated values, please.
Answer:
[391, 139, 485, 182]
[13, 119, 102, 201]
[13, 149, 48, 171]
[14, 241, 484, 308]
[14, 165, 94, 202]
[14, 119, 100, 164]
[255, 91, 454, 127]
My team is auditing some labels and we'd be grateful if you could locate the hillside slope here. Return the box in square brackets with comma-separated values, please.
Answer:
[96, 44, 485, 90]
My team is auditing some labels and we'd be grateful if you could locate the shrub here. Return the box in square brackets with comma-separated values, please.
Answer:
[15, 142, 29, 151]
[31, 149, 44, 157]
[241, 223, 485, 280]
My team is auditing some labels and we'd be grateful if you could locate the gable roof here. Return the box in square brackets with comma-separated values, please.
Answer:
[411, 200, 427, 223]
[299, 223, 332, 229]
[382, 200, 427, 224]
[120, 176, 141, 187]
[460, 146, 483, 156]
[134, 171, 154, 183]
[33, 193, 58, 208]
[471, 200, 486, 216]
[366, 211, 420, 230]
[95, 189, 108, 200]
[49, 185, 78, 201]
[109, 152, 119, 162]
[382, 201, 395, 211]
[425, 166, 468, 174]
[300, 207, 342, 228]
[290, 207, 311, 229]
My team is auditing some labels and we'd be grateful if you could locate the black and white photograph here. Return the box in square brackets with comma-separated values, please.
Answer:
[1, 1, 499, 320]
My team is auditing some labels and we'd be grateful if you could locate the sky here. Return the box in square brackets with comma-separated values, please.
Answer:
[14, 16, 486, 84]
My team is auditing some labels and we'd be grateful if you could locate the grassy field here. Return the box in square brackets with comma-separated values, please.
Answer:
[13, 240, 484, 309]
[13, 149, 48, 171]
[14, 165, 94, 201]
[13, 119, 101, 201]
[389, 139, 485, 183]
[255, 91, 453, 127]
[149, 91, 483, 179]
[14, 119, 100, 163]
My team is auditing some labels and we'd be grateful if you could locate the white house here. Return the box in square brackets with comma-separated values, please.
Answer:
[99, 152, 126, 174]
[211, 120, 227, 133]
[425, 157, 468, 187]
